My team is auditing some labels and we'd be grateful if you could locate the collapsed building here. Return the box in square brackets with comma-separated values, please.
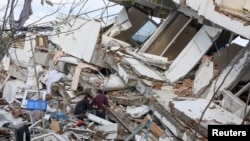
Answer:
[0, 0, 250, 140]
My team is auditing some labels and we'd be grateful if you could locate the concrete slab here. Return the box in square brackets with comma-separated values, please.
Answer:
[192, 56, 214, 96]
[165, 25, 222, 83]
[123, 57, 165, 82]
[51, 18, 101, 62]
[110, 95, 142, 106]
[117, 63, 138, 86]
[221, 89, 245, 113]
[169, 99, 242, 137]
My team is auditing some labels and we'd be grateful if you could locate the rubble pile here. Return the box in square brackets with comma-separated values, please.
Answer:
[1, 0, 250, 141]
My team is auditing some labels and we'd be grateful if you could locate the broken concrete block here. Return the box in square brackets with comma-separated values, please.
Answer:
[101, 74, 129, 91]
[150, 103, 186, 138]
[9, 65, 27, 81]
[118, 63, 138, 86]
[205, 44, 250, 99]
[126, 50, 170, 70]
[2, 80, 26, 104]
[34, 51, 53, 67]
[221, 89, 245, 113]
[123, 57, 165, 82]
[102, 35, 131, 48]
[96, 123, 118, 140]
[136, 79, 154, 95]
[51, 18, 101, 63]
[86, 113, 113, 125]
[2, 55, 10, 71]
[105, 54, 120, 72]
[104, 7, 132, 37]
[110, 96, 142, 106]
[193, 56, 215, 96]
[26, 65, 44, 89]
[169, 99, 242, 137]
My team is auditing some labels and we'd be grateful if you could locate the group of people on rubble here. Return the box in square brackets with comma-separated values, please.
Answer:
[10, 89, 110, 123]
[74, 89, 110, 120]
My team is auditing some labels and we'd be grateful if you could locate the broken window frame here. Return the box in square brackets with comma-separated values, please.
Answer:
[131, 19, 158, 46]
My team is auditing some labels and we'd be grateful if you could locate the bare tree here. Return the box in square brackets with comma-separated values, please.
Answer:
[0, 0, 118, 62]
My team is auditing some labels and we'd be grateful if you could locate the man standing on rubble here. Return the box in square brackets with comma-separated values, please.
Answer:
[74, 94, 93, 120]
[91, 89, 110, 119]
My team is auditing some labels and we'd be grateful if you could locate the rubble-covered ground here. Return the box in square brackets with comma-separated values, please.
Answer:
[1, 0, 250, 141]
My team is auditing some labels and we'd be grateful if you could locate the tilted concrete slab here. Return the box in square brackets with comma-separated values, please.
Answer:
[165, 25, 222, 83]
[51, 18, 101, 63]
[205, 44, 250, 99]
[169, 99, 242, 137]
[123, 57, 165, 82]
[174, 0, 250, 39]
[192, 56, 215, 96]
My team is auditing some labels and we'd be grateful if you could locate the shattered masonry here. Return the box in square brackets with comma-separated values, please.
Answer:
[0, 0, 250, 141]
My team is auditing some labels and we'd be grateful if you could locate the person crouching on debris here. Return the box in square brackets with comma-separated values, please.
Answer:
[91, 89, 110, 119]
[74, 94, 94, 120]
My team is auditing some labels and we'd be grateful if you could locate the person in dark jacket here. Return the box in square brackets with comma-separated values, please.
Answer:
[91, 89, 110, 119]
[74, 94, 93, 119]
